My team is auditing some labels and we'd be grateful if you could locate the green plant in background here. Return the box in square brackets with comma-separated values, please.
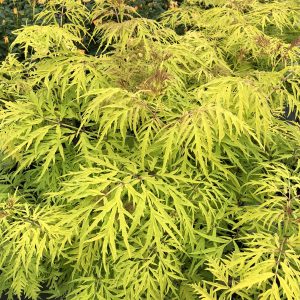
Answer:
[0, 0, 169, 61]
[0, 0, 300, 299]
[128, 0, 170, 18]
[0, 0, 44, 60]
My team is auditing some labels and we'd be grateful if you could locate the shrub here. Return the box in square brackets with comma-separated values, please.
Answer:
[0, 0, 169, 61]
[0, 0, 300, 299]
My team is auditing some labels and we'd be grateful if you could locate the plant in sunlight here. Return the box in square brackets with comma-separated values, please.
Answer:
[0, 0, 300, 299]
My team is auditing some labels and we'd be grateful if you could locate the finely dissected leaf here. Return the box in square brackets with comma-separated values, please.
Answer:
[1, 0, 300, 299]
[229, 272, 274, 292]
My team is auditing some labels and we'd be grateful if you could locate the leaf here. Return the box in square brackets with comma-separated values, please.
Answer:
[229, 273, 274, 292]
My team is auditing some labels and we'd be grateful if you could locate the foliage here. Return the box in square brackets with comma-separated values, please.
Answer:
[0, 0, 44, 60]
[0, 0, 300, 299]
[127, 0, 170, 18]
[0, 0, 169, 61]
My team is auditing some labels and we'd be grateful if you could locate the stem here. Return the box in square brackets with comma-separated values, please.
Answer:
[274, 236, 287, 278]
[60, 5, 64, 27]
[43, 117, 96, 137]
[273, 177, 293, 282]
[32, 0, 36, 20]
[114, 7, 120, 23]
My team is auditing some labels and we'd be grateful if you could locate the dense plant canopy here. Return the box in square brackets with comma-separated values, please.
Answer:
[0, 0, 300, 299]
[0, 0, 169, 60]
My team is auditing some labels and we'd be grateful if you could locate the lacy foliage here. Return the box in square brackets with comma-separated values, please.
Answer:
[0, 0, 300, 299]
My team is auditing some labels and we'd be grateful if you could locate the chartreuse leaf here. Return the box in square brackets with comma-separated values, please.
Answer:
[229, 272, 274, 293]
[1, 0, 300, 299]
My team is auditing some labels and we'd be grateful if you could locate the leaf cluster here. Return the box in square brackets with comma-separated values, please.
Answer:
[0, 0, 300, 299]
